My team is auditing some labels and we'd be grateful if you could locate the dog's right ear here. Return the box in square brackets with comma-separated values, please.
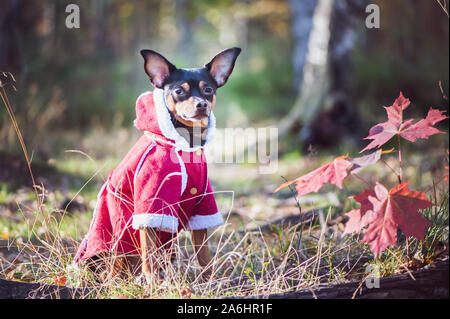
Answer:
[205, 47, 241, 88]
[140, 50, 177, 88]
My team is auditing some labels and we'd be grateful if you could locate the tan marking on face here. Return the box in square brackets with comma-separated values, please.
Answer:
[164, 95, 201, 127]
[199, 81, 206, 89]
[181, 82, 190, 92]
[165, 90, 211, 128]
[166, 94, 177, 112]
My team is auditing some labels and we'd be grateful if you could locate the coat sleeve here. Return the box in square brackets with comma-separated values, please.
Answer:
[131, 146, 182, 233]
[186, 178, 224, 230]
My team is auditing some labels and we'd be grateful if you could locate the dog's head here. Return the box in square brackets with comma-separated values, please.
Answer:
[140, 48, 241, 127]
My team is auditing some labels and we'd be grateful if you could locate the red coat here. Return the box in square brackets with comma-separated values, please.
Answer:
[74, 89, 222, 263]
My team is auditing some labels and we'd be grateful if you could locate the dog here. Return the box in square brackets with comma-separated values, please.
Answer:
[73, 47, 241, 286]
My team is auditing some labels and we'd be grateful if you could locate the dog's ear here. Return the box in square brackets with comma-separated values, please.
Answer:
[140, 50, 177, 88]
[205, 47, 241, 87]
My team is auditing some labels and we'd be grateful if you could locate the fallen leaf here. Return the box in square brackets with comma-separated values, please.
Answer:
[54, 275, 67, 286]
[180, 287, 192, 299]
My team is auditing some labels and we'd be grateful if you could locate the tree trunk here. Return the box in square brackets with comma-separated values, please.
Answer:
[279, 0, 370, 148]
[289, 0, 318, 90]
[278, 0, 333, 139]
[302, 0, 370, 148]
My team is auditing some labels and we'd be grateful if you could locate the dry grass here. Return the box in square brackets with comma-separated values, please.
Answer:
[0, 196, 371, 299]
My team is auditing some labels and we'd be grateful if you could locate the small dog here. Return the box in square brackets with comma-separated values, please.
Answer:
[74, 47, 241, 285]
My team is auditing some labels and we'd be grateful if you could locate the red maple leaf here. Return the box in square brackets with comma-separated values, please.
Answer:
[343, 189, 376, 235]
[361, 92, 448, 153]
[54, 275, 67, 286]
[348, 149, 382, 174]
[360, 182, 432, 256]
[274, 155, 352, 197]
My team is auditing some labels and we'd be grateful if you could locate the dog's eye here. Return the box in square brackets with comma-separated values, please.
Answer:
[203, 87, 214, 95]
[174, 87, 185, 95]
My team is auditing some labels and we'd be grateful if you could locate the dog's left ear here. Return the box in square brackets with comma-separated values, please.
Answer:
[205, 47, 241, 87]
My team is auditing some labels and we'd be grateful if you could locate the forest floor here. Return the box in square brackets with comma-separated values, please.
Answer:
[0, 128, 448, 298]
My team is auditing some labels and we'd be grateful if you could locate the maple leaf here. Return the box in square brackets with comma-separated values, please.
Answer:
[343, 189, 376, 235]
[180, 286, 193, 299]
[348, 149, 382, 174]
[399, 108, 448, 142]
[54, 275, 67, 286]
[344, 209, 374, 235]
[361, 182, 432, 256]
[361, 92, 448, 153]
[274, 155, 352, 197]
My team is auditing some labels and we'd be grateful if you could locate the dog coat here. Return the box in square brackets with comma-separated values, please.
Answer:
[74, 89, 223, 263]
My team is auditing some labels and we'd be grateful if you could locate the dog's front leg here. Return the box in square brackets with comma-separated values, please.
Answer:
[139, 228, 163, 288]
[192, 229, 213, 280]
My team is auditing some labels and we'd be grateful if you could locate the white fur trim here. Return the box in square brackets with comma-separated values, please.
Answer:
[133, 142, 156, 188]
[152, 88, 216, 152]
[186, 212, 224, 230]
[132, 214, 179, 233]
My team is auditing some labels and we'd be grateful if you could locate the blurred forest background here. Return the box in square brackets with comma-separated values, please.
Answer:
[0, 0, 449, 194]
[1, 0, 449, 297]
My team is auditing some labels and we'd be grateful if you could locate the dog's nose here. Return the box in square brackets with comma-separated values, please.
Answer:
[196, 101, 208, 109]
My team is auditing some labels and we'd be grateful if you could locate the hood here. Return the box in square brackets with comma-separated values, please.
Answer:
[134, 89, 216, 152]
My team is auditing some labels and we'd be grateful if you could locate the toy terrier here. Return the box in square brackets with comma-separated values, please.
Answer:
[74, 47, 241, 286]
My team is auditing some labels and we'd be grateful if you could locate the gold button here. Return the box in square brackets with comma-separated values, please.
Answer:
[190, 187, 198, 195]
[196, 149, 202, 156]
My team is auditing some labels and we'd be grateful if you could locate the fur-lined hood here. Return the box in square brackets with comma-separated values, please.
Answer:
[134, 89, 216, 152]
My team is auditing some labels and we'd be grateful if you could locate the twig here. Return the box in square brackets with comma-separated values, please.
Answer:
[436, 0, 449, 18]
[352, 173, 373, 189]
[439, 80, 449, 101]
[397, 135, 403, 184]
[380, 157, 399, 177]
